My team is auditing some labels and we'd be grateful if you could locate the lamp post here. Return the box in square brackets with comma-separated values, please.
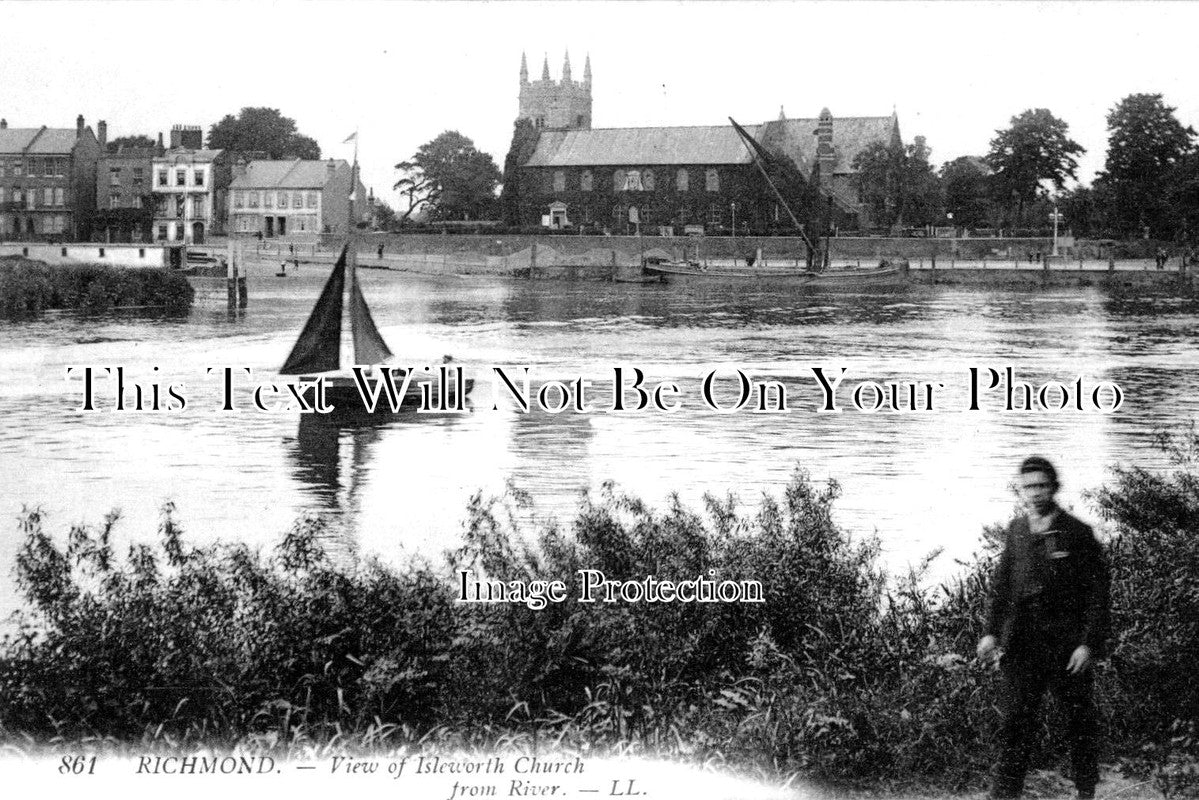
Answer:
[731, 201, 737, 243]
[1049, 205, 1063, 257]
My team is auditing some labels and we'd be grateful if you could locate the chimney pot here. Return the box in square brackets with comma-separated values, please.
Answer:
[76, 114, 85, 135]
[97, 120, 108, 149]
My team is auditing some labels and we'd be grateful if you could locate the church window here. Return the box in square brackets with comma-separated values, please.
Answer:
[553, 171, 565, 193]
[706, 169, 720, 192]
[535, 116, 545, 128]
[709, 204, 722, 226]
[581, 170, 593, 192]
[613, 170, 625, 191]
[623, 170, 643, 191]
[676, 169, 689, 191]
[643, 170, 655, 191]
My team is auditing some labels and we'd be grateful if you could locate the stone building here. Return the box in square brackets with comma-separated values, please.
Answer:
[151, 125, 230, 244]
[0, 115, 101, 241]
[509, 56, 900, 233]
[228, 159, 367, 239]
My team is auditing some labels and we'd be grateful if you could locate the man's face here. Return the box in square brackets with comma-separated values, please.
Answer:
[1018, 470, 1057, 515]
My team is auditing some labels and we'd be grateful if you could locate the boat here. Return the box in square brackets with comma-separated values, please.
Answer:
[641, 256, 905, 287]
[280, 245, 473, 415]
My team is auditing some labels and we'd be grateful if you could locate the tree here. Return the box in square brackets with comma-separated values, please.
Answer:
[987, 109, 1084, 226]
[106, 135, 157, 153]
[206, 107, 321, 160]
[499, 118, 541, 226]
[1095, 93, 1197, 238]
[1057, 185, 1103, 238]
[941, 156, 994, 230]
[397, 131, 501, 222]
[852, 136, 942, 230]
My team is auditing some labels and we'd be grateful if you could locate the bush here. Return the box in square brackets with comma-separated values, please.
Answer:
[0, 259, 193, 318]
[1, 440, 1197, 790]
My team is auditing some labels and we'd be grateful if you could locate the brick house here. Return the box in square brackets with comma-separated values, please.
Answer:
[227, 159, 367, 239]
[94, 136, 161, 243]
[0, 115, 101, 241]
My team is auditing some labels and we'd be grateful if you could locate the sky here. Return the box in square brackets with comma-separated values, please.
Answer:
[2, 0, 1199, 207]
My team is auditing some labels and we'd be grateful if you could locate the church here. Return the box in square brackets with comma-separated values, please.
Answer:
[509, 53, 902, 234]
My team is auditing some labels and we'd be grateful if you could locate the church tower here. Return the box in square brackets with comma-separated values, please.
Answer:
[517, 51, 592, 130]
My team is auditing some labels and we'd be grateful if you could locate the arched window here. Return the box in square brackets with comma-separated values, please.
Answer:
[581, 170, 593, 192]
[553, 170, 566, 193]
[623, 170, 643, 191]
[613, 170, 625, 191]
[706, 169, 720, 192]
[643, 170, 655, 191]
[676, 168, 689, 191]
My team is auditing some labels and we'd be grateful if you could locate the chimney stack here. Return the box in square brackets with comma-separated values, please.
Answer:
[97, 120, 108, 149]
[76, 114, 85, 136]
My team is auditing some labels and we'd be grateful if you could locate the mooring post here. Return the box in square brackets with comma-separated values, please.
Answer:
[226, 238, 237, 310]
[237, 240, 248, 308]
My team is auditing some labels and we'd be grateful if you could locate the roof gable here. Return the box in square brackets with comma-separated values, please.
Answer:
[0, 127, 81, 155]
[759, 116, 898, 175]
[230, 159, 348, 189]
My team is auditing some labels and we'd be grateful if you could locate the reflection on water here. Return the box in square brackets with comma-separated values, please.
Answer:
[1, 270, 1198, 621]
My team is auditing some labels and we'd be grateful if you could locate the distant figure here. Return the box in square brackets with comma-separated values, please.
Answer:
[1155, 248, 1167, 270]
[255, 231, 263, 242]
[277, 261, 288, 277]
[377, 243, 385, 260]
[289, 243, 295, 256]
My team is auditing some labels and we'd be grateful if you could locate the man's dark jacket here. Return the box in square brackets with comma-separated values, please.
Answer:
[985, 509, 1111, 658]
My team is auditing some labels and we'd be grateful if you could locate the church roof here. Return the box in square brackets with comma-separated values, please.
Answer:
[524, 125, 761, 167]
[0, 127, 86, 155]
[758, 115, 899, 175]
[523, 115, 899, 174]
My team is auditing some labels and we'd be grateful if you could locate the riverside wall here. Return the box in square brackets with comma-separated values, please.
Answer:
[238, 234, 1195, 290]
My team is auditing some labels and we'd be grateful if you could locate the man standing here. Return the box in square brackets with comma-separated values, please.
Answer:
[977, 456, 1111, 799]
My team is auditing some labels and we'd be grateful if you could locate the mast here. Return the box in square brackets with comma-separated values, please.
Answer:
[728, 116, 819, 270]
[344, 131, 393, 366]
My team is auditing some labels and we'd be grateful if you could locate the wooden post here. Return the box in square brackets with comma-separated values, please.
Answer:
[531, 241, 538, 276]
[237, 241, 248, 308]
[226, 239, 237, 311]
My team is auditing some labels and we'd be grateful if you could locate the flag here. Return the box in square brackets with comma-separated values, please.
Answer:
[342, 132, 357, 144]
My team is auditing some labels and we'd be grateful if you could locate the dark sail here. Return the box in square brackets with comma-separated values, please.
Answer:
[349, 268, 393, 365]
[280, 246, 347, 374]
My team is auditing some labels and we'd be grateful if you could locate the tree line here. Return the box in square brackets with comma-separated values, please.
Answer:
[854, 93, 1199, 241]
[110, 97, 1199, 241]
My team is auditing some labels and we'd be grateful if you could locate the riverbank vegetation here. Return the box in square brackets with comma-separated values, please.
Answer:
[1, 432, 1196, 794]
[0, 258, 193, 318]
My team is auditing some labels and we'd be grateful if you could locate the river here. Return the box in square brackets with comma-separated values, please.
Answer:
[1, 266, 1196, 619]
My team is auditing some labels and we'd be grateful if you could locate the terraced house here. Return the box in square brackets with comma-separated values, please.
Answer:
[228, 159, 365, 240]
[0, 115, 101, 241]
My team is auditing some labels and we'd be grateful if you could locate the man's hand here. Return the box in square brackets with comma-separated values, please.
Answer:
[1066, 645, 1092, 674]
[977, 634, 999, 663]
